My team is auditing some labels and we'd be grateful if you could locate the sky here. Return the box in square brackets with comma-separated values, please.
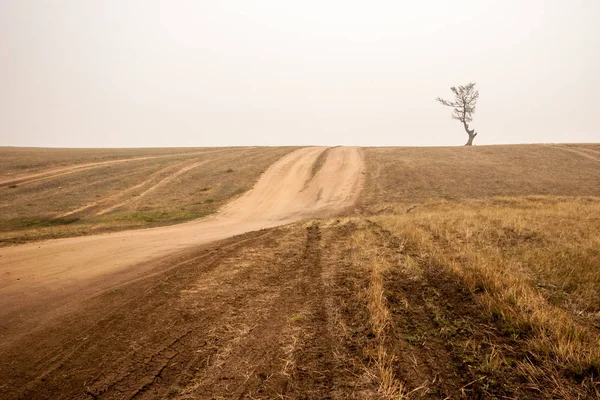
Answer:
[1, 0, 599, 147]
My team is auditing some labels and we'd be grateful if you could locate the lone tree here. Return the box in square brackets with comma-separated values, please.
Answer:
[436, 83, 479, 146]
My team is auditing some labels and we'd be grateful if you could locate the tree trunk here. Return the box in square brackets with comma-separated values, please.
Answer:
[463, 122, 477, 146]
[465, 133, 477, 146]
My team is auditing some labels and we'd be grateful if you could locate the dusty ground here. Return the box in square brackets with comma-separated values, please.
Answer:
[1, 221, 370, 400]
[1, 144, 599, 399]
[3, 203, 599, 399]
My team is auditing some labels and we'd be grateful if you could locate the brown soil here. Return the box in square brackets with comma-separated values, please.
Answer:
[0, 147, 364, 361]
[0, 220, 372, 399]
[2, 144, 599, 399]
[4, 216, 590, 399]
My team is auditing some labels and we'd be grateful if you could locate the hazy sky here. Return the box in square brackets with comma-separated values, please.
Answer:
[1, 1, 599, 147]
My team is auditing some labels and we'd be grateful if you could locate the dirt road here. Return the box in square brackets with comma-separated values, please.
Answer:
[3, 146, 597, 399]
[0, 147, 363, 352]
[1, 219, 379, 399]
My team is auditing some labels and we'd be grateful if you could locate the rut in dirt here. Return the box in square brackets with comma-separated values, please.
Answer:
[0, 147, 364, 353]
[0, 221, 375, 399]
[1, 217, 572, 399]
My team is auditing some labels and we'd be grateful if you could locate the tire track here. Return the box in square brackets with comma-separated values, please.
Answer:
[0, 147, 363, 300]
[10, 229, 280, 400]
[0, 218, 378, 399]
[0, 149, 231, 188]
[0, 147, 365, 374]
[55, 161, 190, 218]
[549, 144, 600, 163]
[95, 160, 208, 216]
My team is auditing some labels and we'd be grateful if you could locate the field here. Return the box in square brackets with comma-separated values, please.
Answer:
[1, 144, 600, 399]
[0, 147, 297, 245]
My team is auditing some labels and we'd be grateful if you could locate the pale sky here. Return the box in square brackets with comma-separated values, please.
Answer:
[1, 0, 599, 147]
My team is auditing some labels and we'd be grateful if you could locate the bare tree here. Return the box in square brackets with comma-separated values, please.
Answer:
[436, 83, 479, 146]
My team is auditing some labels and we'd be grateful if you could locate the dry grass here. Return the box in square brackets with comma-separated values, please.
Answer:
[363, 196, 600, 398]
[0, 146, 211, 179]
[351, 229, 414, 399]
[0, 146, 296, 245]
[338, 144, 600, 397]
[360, 144, 600, 208]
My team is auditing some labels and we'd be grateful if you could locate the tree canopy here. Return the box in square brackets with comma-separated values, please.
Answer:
[436, 83, 480, 146]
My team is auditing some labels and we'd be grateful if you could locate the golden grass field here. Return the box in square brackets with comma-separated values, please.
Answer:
[348, 144, 600, 398]
[1, 144, 599, 399]
[344, 197, 600, 398]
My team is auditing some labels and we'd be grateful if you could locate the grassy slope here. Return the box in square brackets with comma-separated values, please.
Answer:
[358, 144, 600, 208]
[335, 144, 600, 398]
[339, 198, 600, 398]
[0, 147, 210, 179]
[0, 147, 297, 245]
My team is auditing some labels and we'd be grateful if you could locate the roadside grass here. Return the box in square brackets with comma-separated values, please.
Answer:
[106, 209, 212, 224]
[351, 228, 411, 398]
[1, 216, 80, 229]
[351, 196, 600, 398]
[0, 208, 214, 246]
[309, 147, 330, 180]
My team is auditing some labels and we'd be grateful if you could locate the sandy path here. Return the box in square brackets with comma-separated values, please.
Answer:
[0, 146, 363, 347]
[1, 218, 374, 399]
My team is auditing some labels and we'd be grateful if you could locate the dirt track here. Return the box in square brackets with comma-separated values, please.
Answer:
[55, 160, 204, 218]
[0, 149, 231, 188]
[551, 144, 600, 163]
[0, 147, 363, 355]
[1, 219, 376, 399]
[94, 160, 210, 216]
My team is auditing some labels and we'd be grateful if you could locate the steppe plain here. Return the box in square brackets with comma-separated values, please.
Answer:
[1, 144, 600, 399]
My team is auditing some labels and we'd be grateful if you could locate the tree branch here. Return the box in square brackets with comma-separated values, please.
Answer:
[437, 82, 479, 145]
[463, 121, 475, 135]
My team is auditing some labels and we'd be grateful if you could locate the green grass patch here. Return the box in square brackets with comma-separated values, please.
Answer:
[290, 313, 305, 322]
[100, 209, 212, 225]
[0, 216, 80, 230]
